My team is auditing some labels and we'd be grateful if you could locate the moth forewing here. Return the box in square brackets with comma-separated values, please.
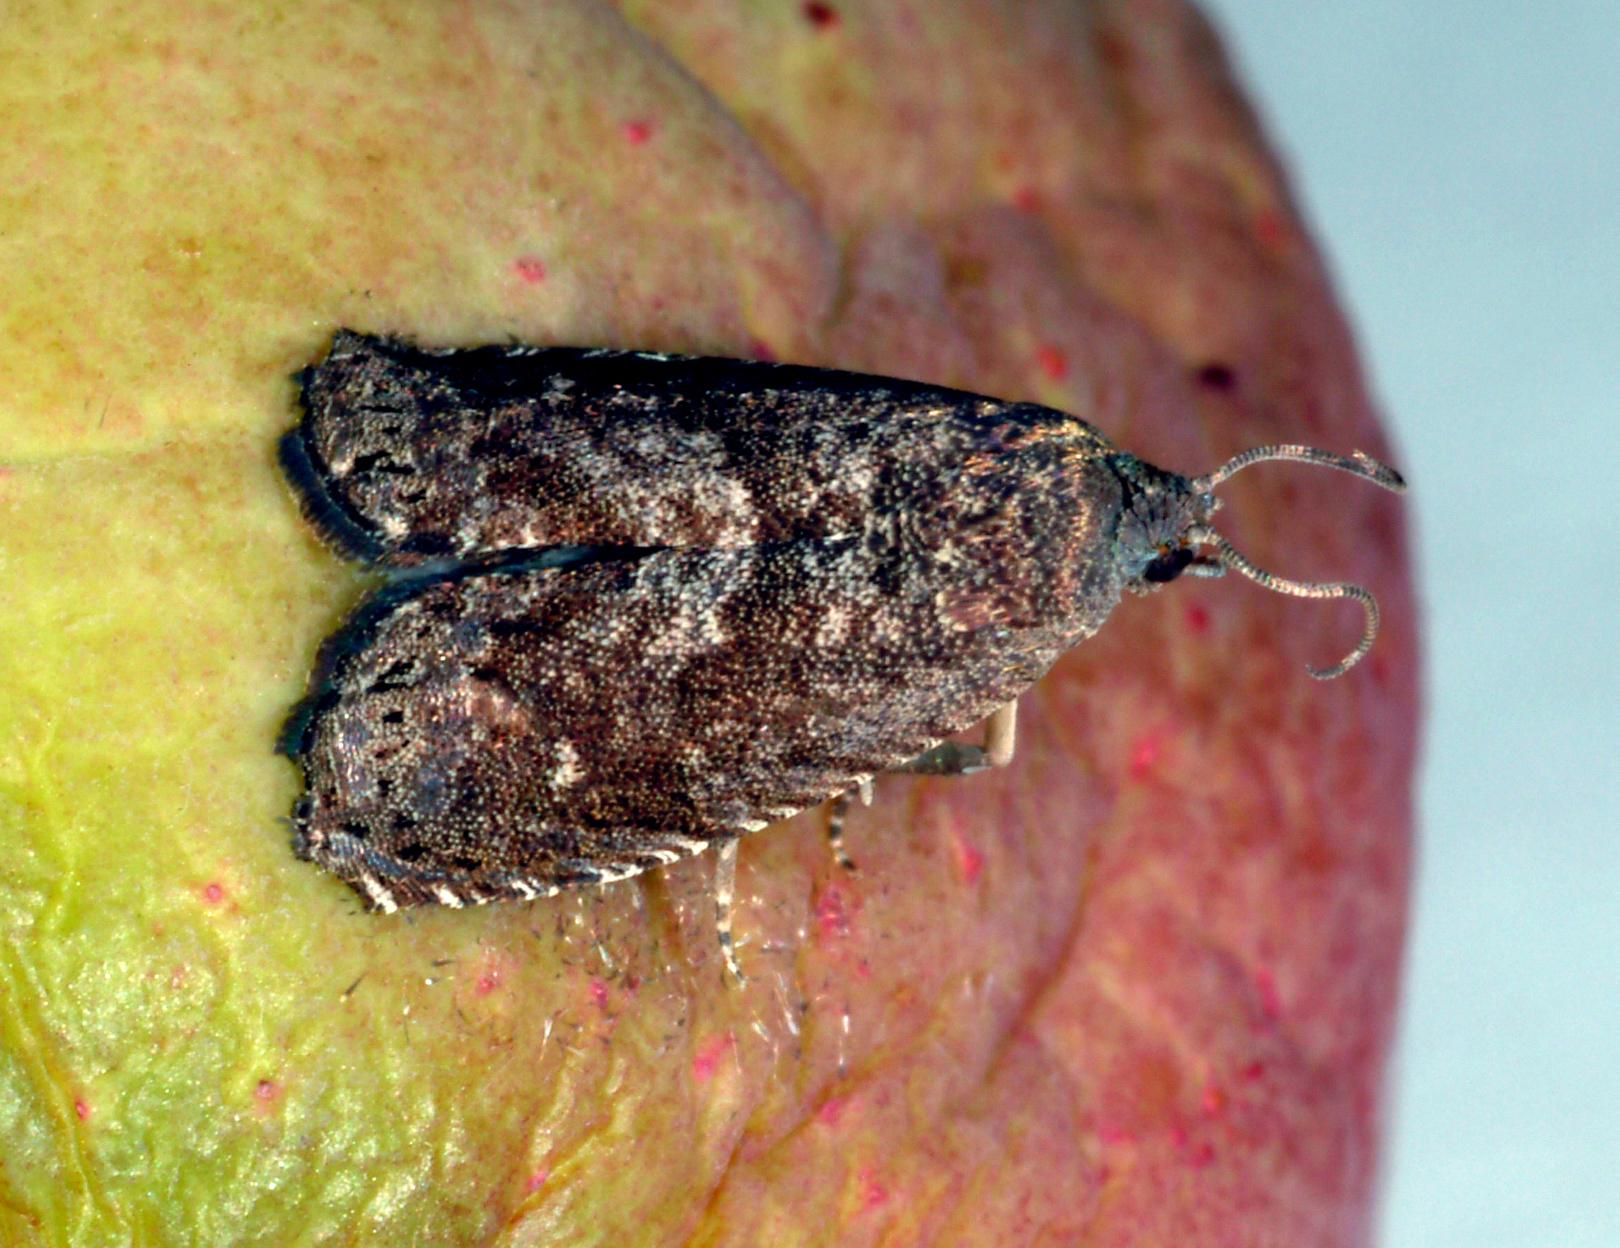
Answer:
[288, 502, 1124, 918]
[284, 331, 1118, 567]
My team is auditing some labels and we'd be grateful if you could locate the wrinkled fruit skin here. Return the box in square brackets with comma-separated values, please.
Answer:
[0, 2, 1414, 1246]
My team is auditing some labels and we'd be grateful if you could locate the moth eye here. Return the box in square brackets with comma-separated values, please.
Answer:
[1142, 543, 1196, 584]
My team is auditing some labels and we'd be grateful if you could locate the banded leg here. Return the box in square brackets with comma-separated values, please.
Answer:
[714, 837, 745, 985]
[825, 791, 861, 872]
[822, 699, 1021, 869]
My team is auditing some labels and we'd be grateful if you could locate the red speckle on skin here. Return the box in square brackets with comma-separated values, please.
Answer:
[692, 1032, 735, 1083]
[169, 965, 187, 989]
[1243, 1060, 1266, 1082]
[74, 1098, 92, 1122]
[588, 978, 609, 1010]
[854, 957, 872, 979]
[1184, 603, 1211, 635]
[1254, 966, 1283, 1020]
[1098, 1122, 1135, 1146]
[1011, 184, 1042, 213]
[512, 255, 547, 284]
[1127, 731, 1162, 781]
[817, 1095, 852, 1127]
[747, 338, 777, 363]
[952, 836, 985, 885]
[1169, 1124, 1189, 1150]
[815, 886, 852, 941]
[620, 118, 655, 145]
[201, 882, 226, 906]
[1096, 29, 1132, 72]
[1201, 1085, 1226, 1117]
[803, 1, 840, 29]
[476, 967, 502, 996]
[1034, 343, 1069, 381]
[1191, 1142, 1217, 1168]
[858, 1168, 890, 1211]
[1254, 208, 1289, 250]
[255, 1079, 280, 1104]
[525, 1168, 549, 1193]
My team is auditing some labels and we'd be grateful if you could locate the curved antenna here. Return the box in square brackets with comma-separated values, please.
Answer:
[1191, 445, 1407, 496]
[1187, 526, 1381, 680]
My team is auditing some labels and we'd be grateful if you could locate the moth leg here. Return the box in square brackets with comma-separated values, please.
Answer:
[894, 700, 1019, 776]
[713, 837, 746, 986]
[983, 700, 1018, 768]
[825, 794, 859, 872]
[824, 701, 1017, 871]
[891, 741, 991, 776]
[826, 741, 989, 868]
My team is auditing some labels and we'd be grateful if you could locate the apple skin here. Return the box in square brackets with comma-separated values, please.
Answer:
[0, 2, 1415, 1245]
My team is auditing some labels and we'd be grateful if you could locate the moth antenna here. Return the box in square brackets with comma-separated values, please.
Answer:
[1186, 526, 1380, 680]
[1191, 445, 1407, 495]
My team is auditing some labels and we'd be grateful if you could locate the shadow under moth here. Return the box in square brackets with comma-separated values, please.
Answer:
[278, 330, 1405, 979]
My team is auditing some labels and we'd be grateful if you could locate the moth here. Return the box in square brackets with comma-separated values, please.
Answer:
[279, 331, 1405, 978]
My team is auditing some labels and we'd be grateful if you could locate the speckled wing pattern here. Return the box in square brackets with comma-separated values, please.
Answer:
[280, 333, 1134, 913]
[283, 331, 1115, 563]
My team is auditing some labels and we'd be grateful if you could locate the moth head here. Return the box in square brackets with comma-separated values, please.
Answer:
[1113, 444, 1407, 679]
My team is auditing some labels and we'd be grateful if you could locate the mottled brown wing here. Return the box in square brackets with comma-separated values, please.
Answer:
[281, 331, 1113, 567]
[285, 536, 1104, 913]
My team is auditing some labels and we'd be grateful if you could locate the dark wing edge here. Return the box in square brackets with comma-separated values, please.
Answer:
[345, 329, 1010, 411]
[279, 332, 395, 563]
[277, 418, 390, 565]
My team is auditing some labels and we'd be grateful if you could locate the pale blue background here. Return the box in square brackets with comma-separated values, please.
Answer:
[1200, 2, 1620, 1244]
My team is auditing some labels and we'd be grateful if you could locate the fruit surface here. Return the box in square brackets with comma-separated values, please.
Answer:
[0, 2, 1415, 1244]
